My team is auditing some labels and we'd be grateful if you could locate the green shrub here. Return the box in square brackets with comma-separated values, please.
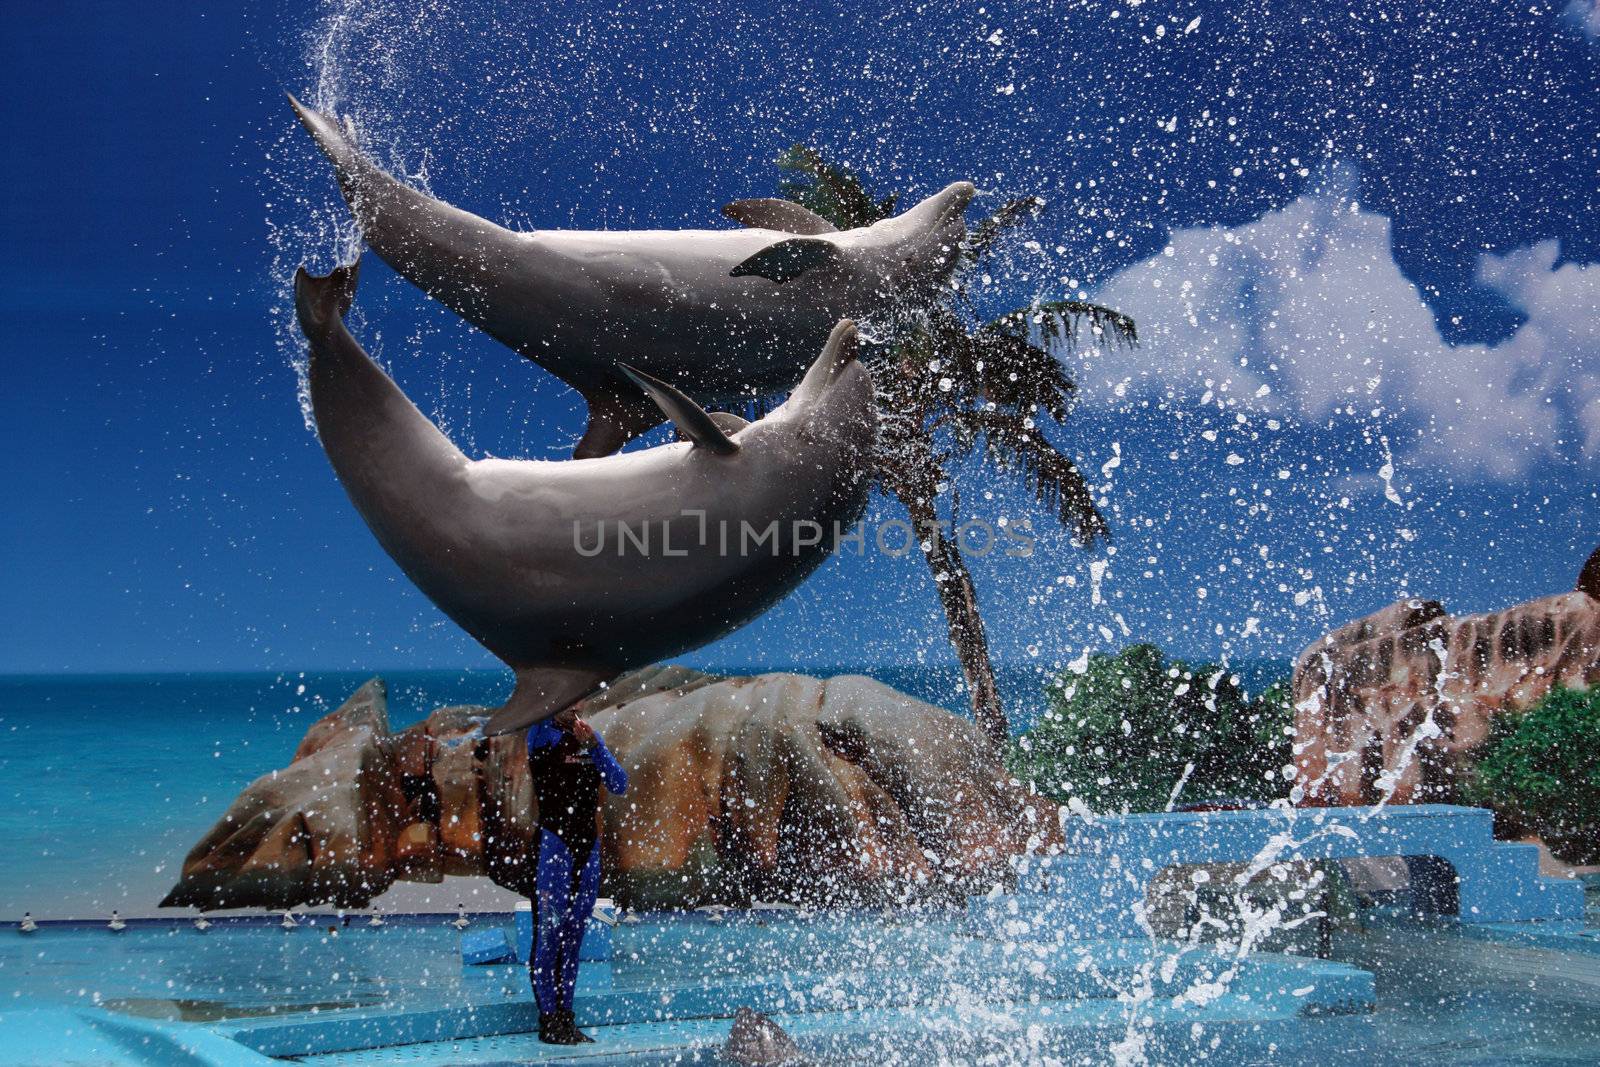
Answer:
[1009, 644, 1293, 813]
[1464, 686, 1600, 865]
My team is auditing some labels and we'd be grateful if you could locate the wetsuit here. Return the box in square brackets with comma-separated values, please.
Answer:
[526, 721, 628, 1017]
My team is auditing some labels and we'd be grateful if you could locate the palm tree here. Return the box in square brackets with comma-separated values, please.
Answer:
[771, 146, 1138, 753]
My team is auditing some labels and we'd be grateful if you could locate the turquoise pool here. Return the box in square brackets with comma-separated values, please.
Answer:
[1, 904, 1597, 1065]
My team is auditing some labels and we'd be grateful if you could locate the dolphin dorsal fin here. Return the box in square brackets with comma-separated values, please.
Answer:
[720, 199, 838, 235]
[708, 411, 751, 434]
[618, 365, 740, 455]
[729, 237, 841, 285]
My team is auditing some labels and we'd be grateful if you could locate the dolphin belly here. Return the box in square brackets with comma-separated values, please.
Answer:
[289, 96, 968, 456]
[295, 261, 876, 735]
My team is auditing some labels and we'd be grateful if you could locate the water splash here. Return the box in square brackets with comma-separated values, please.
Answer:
[264, 0, 464, 432]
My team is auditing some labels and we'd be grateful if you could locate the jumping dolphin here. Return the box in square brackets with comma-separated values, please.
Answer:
[287, 95, 971, 458]
[295, 258, 875, 735]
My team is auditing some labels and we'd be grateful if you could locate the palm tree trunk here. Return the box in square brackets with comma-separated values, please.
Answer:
[901, 494, 1008, 754]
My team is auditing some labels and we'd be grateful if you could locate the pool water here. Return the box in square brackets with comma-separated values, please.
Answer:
[0, 920, 516, 1020]
[2, 905, 1598, 1064]
[0, 909, 1074, 1017]
[1336, 920, 1600, 1065]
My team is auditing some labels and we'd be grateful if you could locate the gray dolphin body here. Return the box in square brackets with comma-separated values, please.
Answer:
[295, 259, 875, 735]
[288, 96, 972, 458]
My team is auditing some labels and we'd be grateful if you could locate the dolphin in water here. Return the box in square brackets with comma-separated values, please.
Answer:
[295, 257, 875, 735]
[288, 95, 972, 458]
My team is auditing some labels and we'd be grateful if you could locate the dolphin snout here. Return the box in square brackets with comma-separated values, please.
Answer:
[786, 318, 863, 410]
[938, 181, 978, 222]
[891, 181, 979, 236]
[820, 319, 859, 382]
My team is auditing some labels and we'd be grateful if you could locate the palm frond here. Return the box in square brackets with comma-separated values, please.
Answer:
[992, 299, 1139, 354]
[965, 195, 1046, 262]
[948, 408, 1108, 545]
[967, 329, 1077, 423]
[771, 143, 1125, 550]
[871, 389, 947, 502]
[769, 145, 1130, 744]
[775, 144, 897, 230]
[867, 313, 963, 420]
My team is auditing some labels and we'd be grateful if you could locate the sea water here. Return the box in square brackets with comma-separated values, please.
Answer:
[0, 664, 1097, 920]
[0, 662, 1287, 919]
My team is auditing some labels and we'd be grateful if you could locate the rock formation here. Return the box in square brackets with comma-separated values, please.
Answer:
[162, 668, 1058, 911]
[1293, 548, 1600, 807]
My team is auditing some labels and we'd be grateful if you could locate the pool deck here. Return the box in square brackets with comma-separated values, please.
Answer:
[0, 938, 1373, 1066]
[980, 804, 1585, 939]
[3, 904, 1591, 1065]
[287, 997, 1374, 1066]
[0, 913, 1376, 1066]
[2, 804, 1591, 1065]
[1456, 919, 1600, 955]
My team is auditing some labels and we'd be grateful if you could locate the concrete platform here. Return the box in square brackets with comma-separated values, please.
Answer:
[291, 997, 1377, 1065]
[981, 804, 1584, 940]
[211, 936, 1369, 1063]
[1456, 920, 1600, 955]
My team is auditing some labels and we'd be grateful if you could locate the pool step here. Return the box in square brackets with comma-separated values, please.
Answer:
[222, 938, 1371, 1061]
[991, 805, 1584, 939]
[288, 991, 1377, 1066]
[1456, 919, 1600, 955]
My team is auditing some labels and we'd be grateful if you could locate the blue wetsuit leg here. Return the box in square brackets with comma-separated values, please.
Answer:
[525, 724, 625, 1016]
[556, 842, 602, 1010]
[530, 828, 575, 1015]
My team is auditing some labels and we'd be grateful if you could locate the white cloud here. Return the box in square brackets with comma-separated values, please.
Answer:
[1563, 0, 1600, 41]
[1476, 241, 1600, 458]
[1067, 169, 1600, 480]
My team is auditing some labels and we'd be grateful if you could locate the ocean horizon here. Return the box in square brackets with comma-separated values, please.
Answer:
[0, 658, 1290, 920]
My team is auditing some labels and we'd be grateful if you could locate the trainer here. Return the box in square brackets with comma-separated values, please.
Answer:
[526, 705, 628, 1044]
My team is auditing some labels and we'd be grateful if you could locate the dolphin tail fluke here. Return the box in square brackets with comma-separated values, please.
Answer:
[289, 92, 566, 363]
[293, 257, 362, 340]
[288, 94, 500, 263]
[483, 666, 619, 736]
[287, 93, 381, 208]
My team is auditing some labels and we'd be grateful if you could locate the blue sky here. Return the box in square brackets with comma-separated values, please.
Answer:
[2, 0, 1596, 677]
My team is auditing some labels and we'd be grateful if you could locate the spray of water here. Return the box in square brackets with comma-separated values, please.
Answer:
[241, 4, 1492, 1061]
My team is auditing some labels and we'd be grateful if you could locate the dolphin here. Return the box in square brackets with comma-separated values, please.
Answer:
[287, 95, 972, 458]
[294, 257, 875, 735]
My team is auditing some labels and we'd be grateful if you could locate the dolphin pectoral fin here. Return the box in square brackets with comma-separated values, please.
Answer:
[720, 199, 838, 235]
[618, 365, 741, 455]
[292, 257, 362, 337]
[729, 237, 841, 284]
[483, 666, 619, 737]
